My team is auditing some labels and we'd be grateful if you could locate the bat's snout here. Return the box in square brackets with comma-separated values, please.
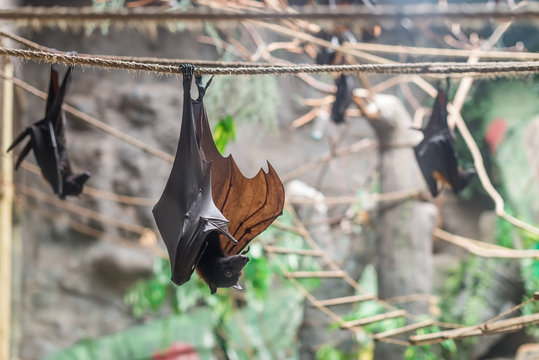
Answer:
[238, 254, 249, 265]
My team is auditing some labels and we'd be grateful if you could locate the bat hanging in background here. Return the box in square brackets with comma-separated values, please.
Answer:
[315, 30, 356, 125]
[153, 65, 284, 294]
[7, 65, 90, 199]
[331, 74, 354, 124]
[315, 29, 357, 66]
[413, 87, 475, 197]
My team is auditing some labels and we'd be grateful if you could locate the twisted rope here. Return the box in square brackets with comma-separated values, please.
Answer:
[1, 47, 538, 76]
[0, 4, 537, 23]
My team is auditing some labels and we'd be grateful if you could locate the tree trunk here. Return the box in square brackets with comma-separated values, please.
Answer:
[370, 94, 437, 359]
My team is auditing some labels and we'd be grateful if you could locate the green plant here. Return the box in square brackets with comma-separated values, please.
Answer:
[123, 209, 320, 358]
[213, 115, 236, 154]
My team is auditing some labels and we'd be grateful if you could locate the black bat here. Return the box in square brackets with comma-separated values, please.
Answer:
[315, 29, 357, 66]
[331, 74, 354, 124]
[414, 88, 475, 197]
[7, 65, 90, 199]
[153, 65, 284, 294]
[315, 31, 356, 124]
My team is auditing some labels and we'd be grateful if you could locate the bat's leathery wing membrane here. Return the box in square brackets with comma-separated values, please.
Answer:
[192, 86, 285, 256]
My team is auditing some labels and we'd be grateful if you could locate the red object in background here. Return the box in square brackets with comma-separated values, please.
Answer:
[151, 342, 199, 360]
[485, 118, 508, 154]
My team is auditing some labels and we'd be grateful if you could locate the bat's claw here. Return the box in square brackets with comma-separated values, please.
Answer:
[181, 64, 194, 81]
[195, 75, 214, 101]
[240, 246, 250, 255]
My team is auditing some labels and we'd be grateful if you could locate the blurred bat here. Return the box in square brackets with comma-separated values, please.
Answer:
[414, 88, 475, 197]
[7, 65, 90, 199]
[331, 74, 354, 124]
[153, 65, 284, 294]
[315, 30, 356, 124]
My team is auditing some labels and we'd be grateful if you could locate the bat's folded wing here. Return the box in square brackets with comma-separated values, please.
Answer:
[153, 66, 236, 286]
[192, 95, 285, 256]
[414, 136, 441, 197]
[30, 121, 62, 195]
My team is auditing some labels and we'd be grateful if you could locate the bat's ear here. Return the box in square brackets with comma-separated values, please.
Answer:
[232, 283, 244, 291]
[209, 284, 217, 295]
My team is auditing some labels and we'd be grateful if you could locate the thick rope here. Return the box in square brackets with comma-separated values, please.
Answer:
[1, 47, 538, 76]
[0, 4, 537, 23]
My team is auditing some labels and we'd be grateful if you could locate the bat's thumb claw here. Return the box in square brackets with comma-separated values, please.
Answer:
[240, 246, 250, 255]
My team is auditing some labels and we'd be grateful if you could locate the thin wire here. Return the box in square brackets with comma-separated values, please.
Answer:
[1, 47, 538, 76]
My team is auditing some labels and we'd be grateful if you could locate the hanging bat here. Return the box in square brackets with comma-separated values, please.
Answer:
[315, 29, 357, 66]
[315, 31, 356, 124]
[331, 74, 354, 124]
[413, 88, 475, 197]
[153, 65, 284, 294]
[7, 65, 90, 199]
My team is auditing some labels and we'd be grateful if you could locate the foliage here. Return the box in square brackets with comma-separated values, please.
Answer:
[450, 78, 539, 347]
[405, 325, 456, 360]
[213, 115, 236, 154]
[327, 265, 458, 360]
[205, 54, 280, 133]
[521, 249, 539, 338]
[500, 223, 539, 338]
[457, 77, 539, 201]
[122, 209, 320, 358]
[45, 308, 217, 360]
[316, 344, 350, 360]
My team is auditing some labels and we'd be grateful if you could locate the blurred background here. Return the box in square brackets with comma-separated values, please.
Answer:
[1, 0, 538, 359]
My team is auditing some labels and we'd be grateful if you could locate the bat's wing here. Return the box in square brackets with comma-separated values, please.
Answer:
[423, 89, 450, 139]
[45, 66, 61, 118]
[414, 130, 461, 197]
[46, 66, 71, 169]
[192, 77, 285, 256]
[47, 66, 90, 197]
[414, 137, 441, 197]
[438, 134, 461, 189]
[39, 66, 73, 196]
[153, 66, 234, 286]
[29, 119, 63, 194]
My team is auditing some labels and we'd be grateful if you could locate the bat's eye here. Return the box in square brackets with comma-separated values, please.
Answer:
[225, 271, 233, 278]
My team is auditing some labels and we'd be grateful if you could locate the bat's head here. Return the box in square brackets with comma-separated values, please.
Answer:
[195, 232, 250, 295]
[206, 254, 249, 295]
[63, 172, 91, 196]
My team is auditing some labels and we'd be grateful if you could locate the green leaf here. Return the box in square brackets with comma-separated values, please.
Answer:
[213, 115, 236, 154]
[315, 344, 347, 360]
